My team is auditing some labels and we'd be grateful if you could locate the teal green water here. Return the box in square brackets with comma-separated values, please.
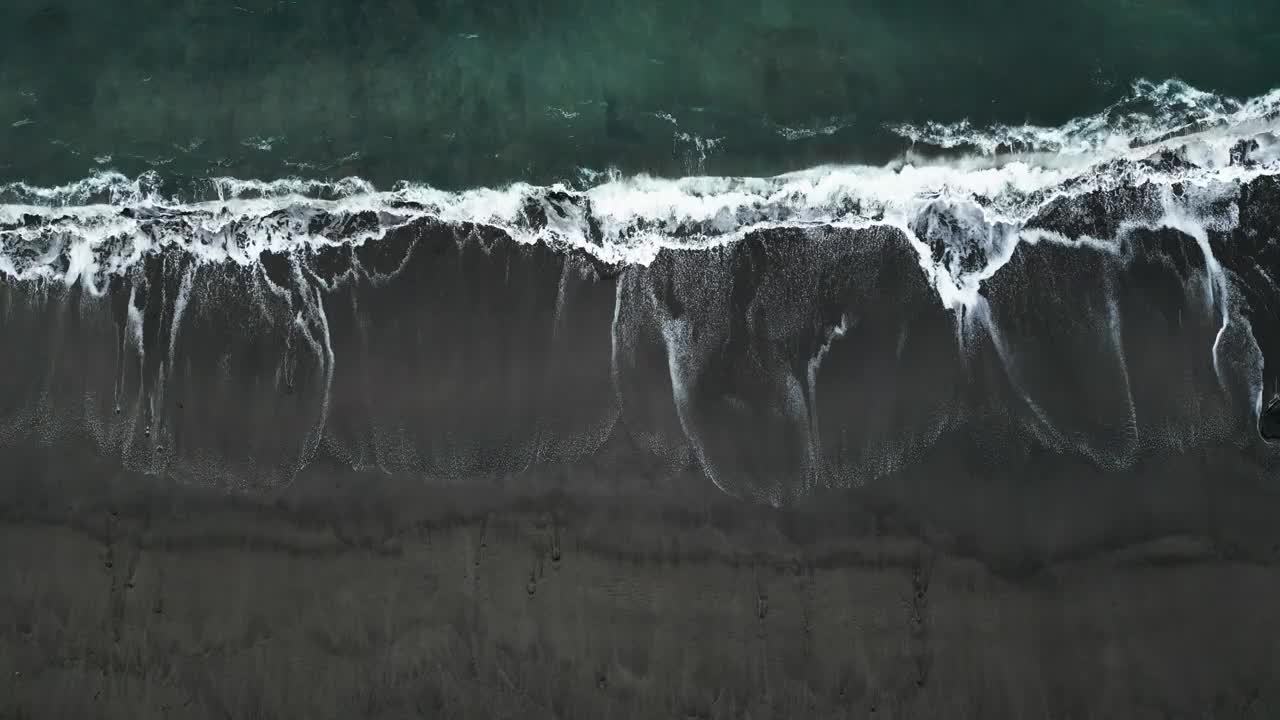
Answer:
[2, 0, 1279, 189]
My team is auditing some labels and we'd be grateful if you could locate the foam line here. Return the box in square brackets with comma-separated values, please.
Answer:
[1, 81, 1277, 323]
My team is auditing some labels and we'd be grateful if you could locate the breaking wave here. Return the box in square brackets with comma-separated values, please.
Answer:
[3, 80, 1278, 304]
[2, 79, 1279, 508]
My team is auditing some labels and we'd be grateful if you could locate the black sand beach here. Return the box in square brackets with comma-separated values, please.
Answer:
[4, 169, 1280, 716]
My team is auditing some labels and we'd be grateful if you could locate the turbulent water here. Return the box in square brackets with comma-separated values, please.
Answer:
[2, 77, 1279, 524]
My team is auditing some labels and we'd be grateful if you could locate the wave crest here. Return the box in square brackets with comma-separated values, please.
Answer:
[1, 80, 1277, 312]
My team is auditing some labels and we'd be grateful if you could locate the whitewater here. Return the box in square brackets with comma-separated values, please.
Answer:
[2, 80, 1277, 298]
[3, 79, 1280, 502]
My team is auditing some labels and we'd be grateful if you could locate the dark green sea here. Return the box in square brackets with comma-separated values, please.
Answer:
[4, 0, 1280, 189]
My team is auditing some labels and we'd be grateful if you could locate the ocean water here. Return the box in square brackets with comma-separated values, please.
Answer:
[4, 0, 1280, 185]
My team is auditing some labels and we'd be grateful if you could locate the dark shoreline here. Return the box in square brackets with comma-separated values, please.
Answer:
[4, 175, 1280, 716]
[3, 456, 1279, 719]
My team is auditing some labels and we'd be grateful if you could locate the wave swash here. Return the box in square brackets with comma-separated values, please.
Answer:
[3, 79, 1280, 507]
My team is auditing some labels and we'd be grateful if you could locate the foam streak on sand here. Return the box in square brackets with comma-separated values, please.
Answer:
[2, 80, 1280, 499]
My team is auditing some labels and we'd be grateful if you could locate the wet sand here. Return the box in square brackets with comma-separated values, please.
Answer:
[2, 452, 1279, 719]
[3, 180, 1280, 717]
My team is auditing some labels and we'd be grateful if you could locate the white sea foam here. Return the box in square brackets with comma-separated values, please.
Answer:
[2, 80, 1278, 315]
[241, 135, 283, 152]
[776, 118, 851, 141]
[4, 81, 1279, 493]
[892, 79, 1280, 156]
